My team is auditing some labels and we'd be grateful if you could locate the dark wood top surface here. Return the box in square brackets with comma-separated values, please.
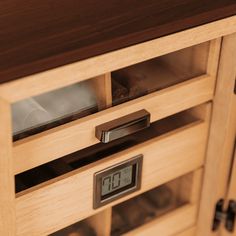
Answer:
[1, 0, 236, 84]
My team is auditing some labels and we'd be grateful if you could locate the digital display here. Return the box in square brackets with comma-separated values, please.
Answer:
[94, 155, 143, 209]
[101, 166, 133, 196]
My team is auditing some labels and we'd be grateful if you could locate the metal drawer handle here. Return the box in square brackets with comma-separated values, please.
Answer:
[95, 109, 150, 143]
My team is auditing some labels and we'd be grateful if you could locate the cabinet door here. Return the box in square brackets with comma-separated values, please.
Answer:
[197, 33, 236, 236]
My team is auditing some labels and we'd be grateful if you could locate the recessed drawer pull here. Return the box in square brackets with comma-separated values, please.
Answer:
[95, 109, 150, 143]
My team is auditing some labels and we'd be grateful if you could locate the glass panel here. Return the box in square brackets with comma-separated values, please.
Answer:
[111, 175, 191, 235]
[112, 41, 210, 105]
[12, 79, 98, 140]
[11, 42, 210, 141]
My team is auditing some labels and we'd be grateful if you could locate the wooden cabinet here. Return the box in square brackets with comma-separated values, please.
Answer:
[198, 33, 236, 236]
[0, 4, 236, 236]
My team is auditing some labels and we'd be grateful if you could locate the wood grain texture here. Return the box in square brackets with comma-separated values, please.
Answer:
[123, 204, 197, 236]
[178, 169, 203, 205]
[0, 99, 16, 235]
[124, 169, 202, 236]
[92, 73, 112, 110]
[0, 17, 234, 103]
[0, 0, 236, 84]
[174, 227, 196, 236]
[197, 33, 236, 236]
[206, 38, 222, 77]
[13, 75, 214, 174]
[15, 121, 209, 235]
[87, 208, 112, 236]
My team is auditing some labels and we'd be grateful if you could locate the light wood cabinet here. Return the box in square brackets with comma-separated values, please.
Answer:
[0, 14, 236, 236]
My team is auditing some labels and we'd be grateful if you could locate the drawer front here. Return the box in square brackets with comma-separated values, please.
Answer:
[174, 227, 196, 236]
[13, 75, 214, 174]
[16, 119, 209, 235]
[123, 205, 197, 236]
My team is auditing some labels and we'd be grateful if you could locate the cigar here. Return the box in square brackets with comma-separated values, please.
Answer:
[111, 208, 127, 236]
[115, 198, 147, 229]
[112, 58, 188, 99]
[112, 78, 129, 105]
[144, 185, 173, 209]
[135, 196, 156, 222]
[112, 70, 148, 99]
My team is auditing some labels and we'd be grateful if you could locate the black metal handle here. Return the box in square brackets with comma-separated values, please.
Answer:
[95, 109, 150, 143]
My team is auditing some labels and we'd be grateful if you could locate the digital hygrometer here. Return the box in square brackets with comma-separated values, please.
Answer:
[93, 155, 143, 209]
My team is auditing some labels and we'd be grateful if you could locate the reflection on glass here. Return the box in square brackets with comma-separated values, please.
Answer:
[111, 184, 182, 236]
[12, 81, 98, 140]
[111, 42, 209, 106]
[12, 98, 52, 135]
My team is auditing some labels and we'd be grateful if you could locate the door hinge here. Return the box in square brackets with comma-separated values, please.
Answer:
[212, 199, 236, 232]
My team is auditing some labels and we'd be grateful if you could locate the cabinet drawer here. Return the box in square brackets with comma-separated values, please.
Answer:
[15, 105, 209, 235]
[112, 170, 201, 236]
[13, 74, 214, 174]
[51, 171, 201, 236]
[12, 40, 217, 174]
[123, 205, 197, 236]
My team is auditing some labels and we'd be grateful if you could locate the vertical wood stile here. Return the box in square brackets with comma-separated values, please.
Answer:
[93, 73, 112, 110]
[0, 98, 15, 235]
[207, 38, 222, 77]
[87, 208, 112, 236]
[197, 33, 236, 236]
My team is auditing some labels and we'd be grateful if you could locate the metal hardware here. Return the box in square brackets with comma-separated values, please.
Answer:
[212, 199, 224, 231]
[225, 200, 236, 232]
[212, 199, 236, 232]
[95, 110, 150, 143]
[93, 155, 143, 209]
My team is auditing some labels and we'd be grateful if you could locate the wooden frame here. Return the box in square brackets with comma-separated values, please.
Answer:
[124, 205, 197, 236]
[123, 169, 203, 236]
[0, 99, 15, 235]
[0, 16, 235, 102]
[13, 75, 214, 174]
[197, 33, 236, 236]
[15, 116, 209, 235]
[87, 208, 112, 236]
[11, 36, 221, 174]
[0, 15, 235, 235]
